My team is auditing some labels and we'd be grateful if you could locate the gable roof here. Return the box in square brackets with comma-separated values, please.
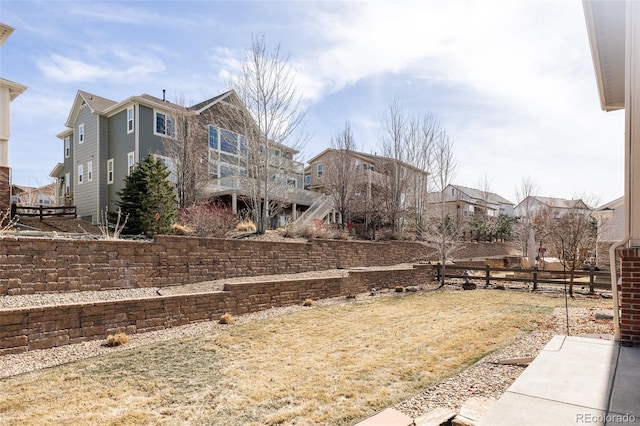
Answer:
[515, 195, 590, 211]
[307, 148, 427, 175]
[597, 196, 624, 211]
[449, 184, 514, 206]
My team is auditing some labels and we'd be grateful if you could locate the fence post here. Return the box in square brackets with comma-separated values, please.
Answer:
[436, 264, 441, 283]
[485, 265, 490, 287]
[39, 206, 43, 221]
[533, 268, 538, 291]
[589, 270, 595, 294]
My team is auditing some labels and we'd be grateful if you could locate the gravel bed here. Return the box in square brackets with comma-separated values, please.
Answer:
[0, 274, 615, 421]
[394, 303, 615, 418]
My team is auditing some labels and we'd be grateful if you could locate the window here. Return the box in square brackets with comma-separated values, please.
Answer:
[208, 125, 218, 149]
[316, 164, 323, 178]
[220, 129, 237, 154]
[65, 173, 70, 195]
[304, 175, 311, 186]
[87, 161, 93, 182]
[155, 111, 173, 136]
[127, 107, 134, 133]
[107, 159, 114, 184]
[78, 123, 84, 144]
[127, 152, 135, 175]
[64, 137, 70, 158]
[78, 164, 83, 184]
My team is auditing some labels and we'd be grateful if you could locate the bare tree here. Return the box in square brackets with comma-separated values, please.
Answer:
[324, 122, 359, 227]
[229, 35, 307, 234]
[513, 176, 539, 256]
[161, 96, 209, 209]
[542, 199, 597, 296]
[428, 130, 458, 286]
[379, 99, 410, 232]
[405, 115, 439, 239]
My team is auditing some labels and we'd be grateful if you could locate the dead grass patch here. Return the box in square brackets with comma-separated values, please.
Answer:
[0, 291, 611, 425]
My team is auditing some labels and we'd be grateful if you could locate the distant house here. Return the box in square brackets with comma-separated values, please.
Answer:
[426, 184, 514, 238]
[50, 89, 314, 225]
[514, 196, 590, 219]
[11, 183, 56, 206]
[593, 196, 624, 269]
[441, 184, 514, 217]
[304, 148, 429, 226]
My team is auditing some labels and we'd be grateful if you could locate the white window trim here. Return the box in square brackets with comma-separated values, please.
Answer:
[127, 107, 134, 134]
[154, 110, 174, 137]
[317, 164, 324, 178]
[87, 161, 93, 182]
[127, 152, 135, 175]
[107, 158, 114, 184]
[64, 137, 70, 158]
[65, 172, 70, 195]
[78, 164, 84, 184]
[78, 123, 84, 144]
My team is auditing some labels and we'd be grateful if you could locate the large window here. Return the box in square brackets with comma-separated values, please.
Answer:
[107, 159, 114, 184]
[220, 129, 238, 154]
[154, 111, 173, 136]
[208, 125, 218, 149]
[316, 164, 324, 178]
[127, 107, 134, 133]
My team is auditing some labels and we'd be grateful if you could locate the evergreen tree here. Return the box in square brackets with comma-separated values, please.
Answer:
[140, 155, 177, 236]
[116, 154, 177, 236]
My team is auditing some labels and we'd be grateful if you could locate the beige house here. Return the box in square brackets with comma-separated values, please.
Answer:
[304, 148, 429, 227]
[593, 196, 624, 269]
[0, 23, 27, 216]
[513, 196, 589, 219]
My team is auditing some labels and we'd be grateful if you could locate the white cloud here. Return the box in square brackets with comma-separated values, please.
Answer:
[37, 52, 165, 83]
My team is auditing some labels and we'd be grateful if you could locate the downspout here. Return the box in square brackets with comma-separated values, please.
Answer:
[609, 237, 627, 342]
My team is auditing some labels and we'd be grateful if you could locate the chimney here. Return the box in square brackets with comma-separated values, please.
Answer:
[162, 89, 166, 102]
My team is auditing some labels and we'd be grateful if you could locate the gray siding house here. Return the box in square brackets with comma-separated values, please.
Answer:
[51, 90, 314, 225]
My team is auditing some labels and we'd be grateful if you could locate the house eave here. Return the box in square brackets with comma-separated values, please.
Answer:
[583, 0, 626, 111]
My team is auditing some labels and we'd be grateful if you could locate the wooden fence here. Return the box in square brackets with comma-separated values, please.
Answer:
[11, 204, 76, 220]
[435, 264, 612, 294]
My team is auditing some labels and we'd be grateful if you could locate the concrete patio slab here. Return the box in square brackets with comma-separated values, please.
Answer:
[478, 336, 640, 426]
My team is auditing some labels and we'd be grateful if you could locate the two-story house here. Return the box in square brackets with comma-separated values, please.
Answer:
[51, 89, 313, 225]
[304, 148, 430, 227]
[0, 23, 27, 216]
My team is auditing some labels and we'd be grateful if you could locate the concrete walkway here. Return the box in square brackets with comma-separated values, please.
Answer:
[479, 335, 640, 426]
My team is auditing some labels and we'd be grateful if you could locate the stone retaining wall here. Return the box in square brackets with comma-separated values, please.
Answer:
[0, 265, 435, 355]
[0, 235, 435, 295]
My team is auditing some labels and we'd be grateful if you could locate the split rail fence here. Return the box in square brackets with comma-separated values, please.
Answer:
[435, 264, 612, 294]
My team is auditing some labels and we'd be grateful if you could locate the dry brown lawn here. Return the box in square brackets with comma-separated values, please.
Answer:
[0, 290, 611, 426]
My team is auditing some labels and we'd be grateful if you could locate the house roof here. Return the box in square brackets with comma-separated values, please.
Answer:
[516, 195, 589, 210]
[583, 0, 626, 111]
[0, 78, 27, 101]
[597, 195, 624, 211]
[0, 23, 14, 47]
[449, 184, 514, 206]
[306, 148, 427, 175]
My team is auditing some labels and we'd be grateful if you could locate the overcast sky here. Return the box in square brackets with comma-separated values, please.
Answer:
[1, 0, 625, 206]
